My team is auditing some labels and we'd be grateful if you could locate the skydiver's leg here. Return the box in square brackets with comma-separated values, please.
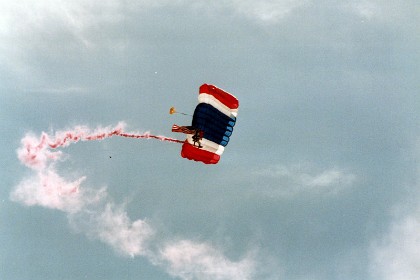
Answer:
[192, 132, 199, 146]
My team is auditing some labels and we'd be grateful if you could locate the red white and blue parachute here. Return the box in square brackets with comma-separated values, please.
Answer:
[172, 84, 239, 164]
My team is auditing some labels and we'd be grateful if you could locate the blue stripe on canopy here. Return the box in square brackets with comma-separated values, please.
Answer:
[192, 103, 236, 146]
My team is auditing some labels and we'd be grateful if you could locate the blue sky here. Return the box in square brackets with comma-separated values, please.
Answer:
[1, 1, 419, 279]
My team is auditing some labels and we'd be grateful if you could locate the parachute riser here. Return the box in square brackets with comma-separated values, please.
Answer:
[177, 112, 192, 116]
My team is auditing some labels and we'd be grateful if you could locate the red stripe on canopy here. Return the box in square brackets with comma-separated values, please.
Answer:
[199, 84, 239, 110]
[180, 141, 220, 164]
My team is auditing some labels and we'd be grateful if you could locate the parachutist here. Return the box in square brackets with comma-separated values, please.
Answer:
[192, 130, 203, 148]
[172, 125, 203, 148]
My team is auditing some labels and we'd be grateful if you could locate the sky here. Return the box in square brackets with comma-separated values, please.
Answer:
[0, 1, 419, 279]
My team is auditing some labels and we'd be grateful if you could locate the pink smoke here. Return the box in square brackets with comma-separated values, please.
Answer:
[11, 122, 171, 256]
[11, 122, 255, 277]
[18, 122, 183, 170]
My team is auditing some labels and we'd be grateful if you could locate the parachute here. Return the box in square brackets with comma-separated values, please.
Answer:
[172, 84, 239, 164]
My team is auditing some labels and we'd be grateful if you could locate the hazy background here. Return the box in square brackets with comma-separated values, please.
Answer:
[1, 1, 419, 279]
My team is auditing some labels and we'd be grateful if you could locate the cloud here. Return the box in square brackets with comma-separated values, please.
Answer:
[0, 0, 309, 90]
[0, 0, 307, 50]
[345, 0, 418, 24]
[159, 240, 255, 280]
[369, 140, 420, 280]
[227, 0, 308, 23]
[370, 208, 420, 280]
[349, 1, 380, 19]
[27, 86, 90, 95]
[0, 0, 123, 42]
[255, 163, 356, 197]
[0, 0, 137, 89]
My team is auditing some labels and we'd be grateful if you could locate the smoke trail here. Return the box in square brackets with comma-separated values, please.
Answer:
[12, 122, 181, 255]
[11, 122, 162, 256]
[18, 122, 183, 170]
[11, 122, 255, 279]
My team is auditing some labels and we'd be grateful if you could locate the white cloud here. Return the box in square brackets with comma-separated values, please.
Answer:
[0, 0, 306, 45]
[159, 240, 255, 280]
[370, 139, 420, 280]
[345, 0, 417, 25]
[27, 86, 90, 95]
[370, 209, 420, 280]
[302, 169, 354, 188]
[348, 0, 380, 20]
[0, 0, 123, 40]
[0, 0, 307, 88]
[255, 163, 356, 197]
[228, 0, 308, 23]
